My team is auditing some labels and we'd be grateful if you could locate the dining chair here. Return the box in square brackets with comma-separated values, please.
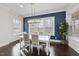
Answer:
[19, 36, 23, 50]
[31, 34, 40, 55]
[23, 33, 31, 52]
[39, 35, 50, 56]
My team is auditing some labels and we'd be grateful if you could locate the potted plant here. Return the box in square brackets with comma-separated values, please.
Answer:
[59, 20, 68, 44]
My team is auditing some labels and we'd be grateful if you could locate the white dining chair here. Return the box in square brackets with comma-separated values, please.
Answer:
[39, 35, 50, 56]
[23, 33, 31, 52]
[31, 34, 40, 55]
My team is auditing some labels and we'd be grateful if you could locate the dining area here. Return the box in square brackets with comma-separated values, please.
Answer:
[19, 15, 55, 56]
[19, 32, 50, 56]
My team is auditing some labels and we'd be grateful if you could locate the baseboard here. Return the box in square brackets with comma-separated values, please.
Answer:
[8, 39, 19, 45]
[0, 42, 10, 47]
[0, 39, 19, 48]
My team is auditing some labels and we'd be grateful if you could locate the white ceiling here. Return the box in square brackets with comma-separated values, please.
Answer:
[0, 3, 69, 17]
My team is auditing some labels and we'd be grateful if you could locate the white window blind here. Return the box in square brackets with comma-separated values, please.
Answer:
[28, 17, 55, 36]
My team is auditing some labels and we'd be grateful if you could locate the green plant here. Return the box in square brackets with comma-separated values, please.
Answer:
[59, 20, 68, 41]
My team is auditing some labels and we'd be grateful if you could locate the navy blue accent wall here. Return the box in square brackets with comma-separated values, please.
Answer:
[23, 18, 29, 33]
[23, 11, 66, 40]
[23, 18, 25, 32]
[55, 12, 65, 40]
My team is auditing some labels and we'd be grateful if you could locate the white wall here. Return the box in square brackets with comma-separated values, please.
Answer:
[0, 6, 23, 47]
[66, 4, 79, 53]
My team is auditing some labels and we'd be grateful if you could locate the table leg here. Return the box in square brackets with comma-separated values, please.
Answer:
[46, 41, 50, 56]
[20, 38, 22, 49]
[46, 42, 48, 56]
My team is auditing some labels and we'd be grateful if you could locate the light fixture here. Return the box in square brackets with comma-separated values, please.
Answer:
[20, 4, 23, 8]
[30, 3, 39, 35]
[30, 3, 35, 16]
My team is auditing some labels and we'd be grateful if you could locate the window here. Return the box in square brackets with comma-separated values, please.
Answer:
[28, 17, 55, 36]
[70, 10, 79, 36]
[13, 19, 21, 35]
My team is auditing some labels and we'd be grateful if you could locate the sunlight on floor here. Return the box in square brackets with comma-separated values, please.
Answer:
[12, 43, 20, 56]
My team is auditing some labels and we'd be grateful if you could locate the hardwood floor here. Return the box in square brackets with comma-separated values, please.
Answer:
[0, 40, 79, 56]
[50, 42, 79, 56]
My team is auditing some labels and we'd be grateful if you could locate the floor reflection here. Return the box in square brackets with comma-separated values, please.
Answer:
[12, 43, 20, 56]
[0, 41, 79, 56]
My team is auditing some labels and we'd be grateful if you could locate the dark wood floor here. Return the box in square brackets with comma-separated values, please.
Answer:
[0, 40, 79, 56]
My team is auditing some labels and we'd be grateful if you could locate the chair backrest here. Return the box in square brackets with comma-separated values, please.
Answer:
[23, 33, 29, 42]
[31, 34, 39, 45]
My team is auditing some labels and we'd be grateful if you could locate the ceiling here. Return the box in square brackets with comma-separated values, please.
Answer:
[0, 3, 69, 17]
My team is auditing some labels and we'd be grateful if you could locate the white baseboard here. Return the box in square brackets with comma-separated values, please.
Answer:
[0, 42, 10, 47]
[0, 38, 18, 47]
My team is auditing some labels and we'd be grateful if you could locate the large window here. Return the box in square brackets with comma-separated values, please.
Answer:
[28, 17, 55, 36]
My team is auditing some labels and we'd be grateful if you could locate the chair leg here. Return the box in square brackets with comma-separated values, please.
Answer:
[38, 46, 39, 56]
[29, 44, 30, 52]
[20, 38, 22, 50]
[31, 45, 33, 54]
